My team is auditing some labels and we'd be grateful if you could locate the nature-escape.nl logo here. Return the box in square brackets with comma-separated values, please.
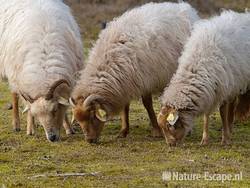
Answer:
[162, 171, 243, 183]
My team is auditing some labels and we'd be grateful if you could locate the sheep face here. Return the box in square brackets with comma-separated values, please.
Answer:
[29, 98, 68, 142]
[73, 105, 104, 143]
[157, 106, 190, 146]
[70, 95, 108, 143]
[22, 80, 70, 142]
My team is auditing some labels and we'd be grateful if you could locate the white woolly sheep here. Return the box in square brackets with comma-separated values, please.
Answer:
[70, 2, 200, 143]
[0, 0, 84, 142]
[157, 10, 250, 146]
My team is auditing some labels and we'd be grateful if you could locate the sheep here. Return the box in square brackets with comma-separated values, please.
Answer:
[0, 0, 84, 142]
[70, 2, 200, 143]
[157, 10, 250, 146]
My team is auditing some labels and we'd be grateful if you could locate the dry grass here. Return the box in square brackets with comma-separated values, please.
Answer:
[0, 0, 250, 187]
[65, 0, 250, 48]
[0, 82, 250, 187]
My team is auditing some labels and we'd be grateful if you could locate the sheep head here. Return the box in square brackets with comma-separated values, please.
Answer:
[157, 106, 192, 146]
[70, 95, 109, 143]
[21, 79, 70, 142]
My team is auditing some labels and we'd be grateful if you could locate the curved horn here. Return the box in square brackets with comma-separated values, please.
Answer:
[45, 79, 70, 100]
[20, 92, 35, 104]
[83, 94, 102, 108]
[69, 97, 76, 107]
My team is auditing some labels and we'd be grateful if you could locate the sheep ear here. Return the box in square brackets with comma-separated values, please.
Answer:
[22, 106, 30, 114]
[95, 108, 108, 122]
[58, 97, 70, 106]
[166, 110, 179, 126]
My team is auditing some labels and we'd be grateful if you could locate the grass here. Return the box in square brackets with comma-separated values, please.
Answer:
[1, 1, 250, 187]
[68, 0, 250, 49]
[0, 82, 250, 187]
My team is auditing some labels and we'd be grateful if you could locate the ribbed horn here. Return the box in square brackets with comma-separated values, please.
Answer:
[83, 94, 102, 108]
[45, 79, 70, 100]
[20, 92, 35, 104]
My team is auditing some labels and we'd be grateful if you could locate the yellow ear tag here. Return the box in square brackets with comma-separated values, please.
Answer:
[98, 109, 106, 118]
[96, 108, 107, 122]
[166, 112, 179, 126]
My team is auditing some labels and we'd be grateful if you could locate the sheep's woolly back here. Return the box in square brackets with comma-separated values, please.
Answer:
[72, 2, 199, 113]
[162, 11, 250, 115]
[0, 0, 83, 98]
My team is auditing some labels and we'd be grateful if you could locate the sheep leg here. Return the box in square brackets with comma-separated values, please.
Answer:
[63, 114, 75, 135]
[220, 103, 231, 145]
[142, 94, 162, 137]
[117, 104, 130, 138]
[12, 92, 21, 132]
[227, 98, 237, 134]
[27, 110, 35, 135]
[200, 114, 209, 145]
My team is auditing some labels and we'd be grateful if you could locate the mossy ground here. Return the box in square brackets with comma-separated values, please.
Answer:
[1, 1, 250, 187]
[0, 82, 249, 187]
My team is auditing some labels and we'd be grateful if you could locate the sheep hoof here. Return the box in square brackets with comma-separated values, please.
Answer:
[117, 129, 129, 138]
[27, 131, 34, 136]
[186, 130, 192, 137]
[151, 128, 163, 138]
[13, 127, 21, 132]
[200, 138, 209, 146]
[12, 120, 21, 132]
[221, 139, 231, 145]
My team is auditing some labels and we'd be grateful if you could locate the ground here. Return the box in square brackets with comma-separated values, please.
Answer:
[0, 82, 249, 187]
[1, 0, 250, 187]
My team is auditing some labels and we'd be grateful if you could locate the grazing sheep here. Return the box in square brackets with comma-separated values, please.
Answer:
[157, 11, 250, 146]
[70, 2, 200, 143]
[0, 0, 84, 141]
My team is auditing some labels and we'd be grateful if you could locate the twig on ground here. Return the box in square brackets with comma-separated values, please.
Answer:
[28, 172, 100, 179]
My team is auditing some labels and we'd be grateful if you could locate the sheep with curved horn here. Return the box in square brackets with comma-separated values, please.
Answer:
[0, 0, 84, 142]
[70, 2, 200, 143]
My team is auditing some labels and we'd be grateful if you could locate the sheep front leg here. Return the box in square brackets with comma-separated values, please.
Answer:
[117, 104, 130, 138]
[142, 94, 162, 137]
[63, 114, 75, 135]
[200, 114, 209, 145]
[27, 110, 35, 135]
[220, 102, 231, 145]
[12, 93, 21, 132]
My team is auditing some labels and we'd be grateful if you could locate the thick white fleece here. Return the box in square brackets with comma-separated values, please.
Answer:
[162, 11, 250, 115]
[0, 0, 84, 98]
[72, 2, 199, 114]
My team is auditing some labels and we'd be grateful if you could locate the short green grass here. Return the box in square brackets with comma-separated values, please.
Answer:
[0, 82, 249, 187]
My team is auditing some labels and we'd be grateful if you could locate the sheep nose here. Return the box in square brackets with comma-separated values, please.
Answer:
[48, 134, 57, 142]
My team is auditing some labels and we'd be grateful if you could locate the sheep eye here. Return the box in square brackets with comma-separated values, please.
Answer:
[167, 122, 178, 130]
[119, 40, 126, 44]
[51, 109, 56, 115]
[165, 122, 172, 129]
[51, 106, 58, 114]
